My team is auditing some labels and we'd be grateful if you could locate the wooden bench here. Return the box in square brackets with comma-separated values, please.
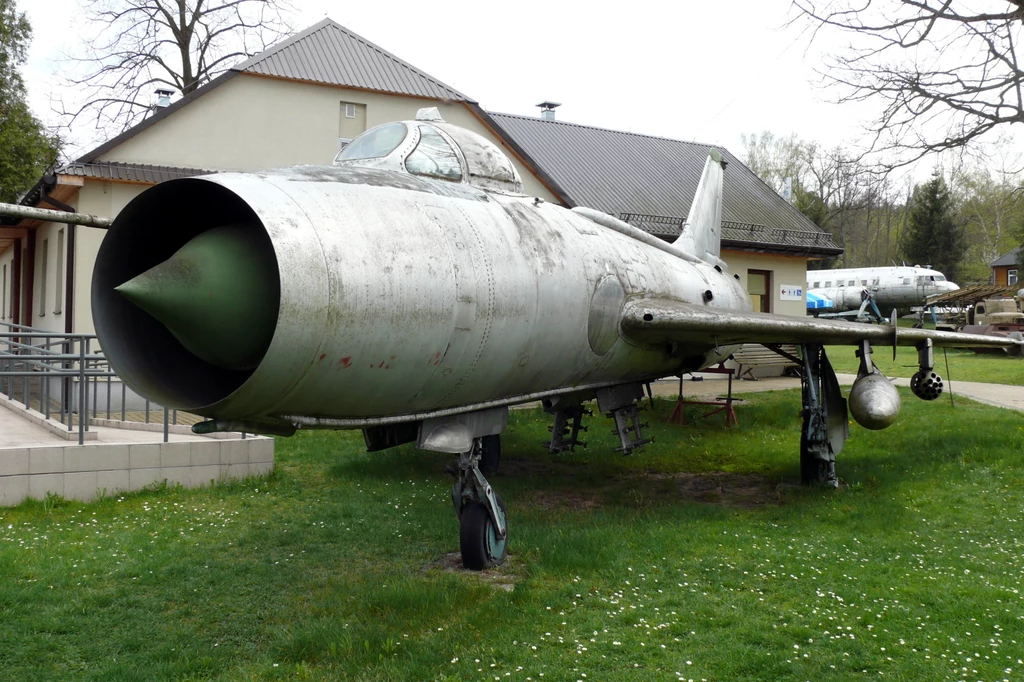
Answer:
[731, 343, 800, 380]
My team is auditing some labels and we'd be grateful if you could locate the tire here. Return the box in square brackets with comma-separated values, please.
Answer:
[459, 495, 508, 570]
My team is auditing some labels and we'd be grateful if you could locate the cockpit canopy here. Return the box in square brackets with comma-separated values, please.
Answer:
[333, 111, 523, 193]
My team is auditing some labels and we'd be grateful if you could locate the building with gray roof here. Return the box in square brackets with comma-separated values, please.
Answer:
[482, 112, 841, 258]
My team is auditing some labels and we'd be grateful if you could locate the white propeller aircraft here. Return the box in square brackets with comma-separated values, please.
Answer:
[807, 266, 959, 320]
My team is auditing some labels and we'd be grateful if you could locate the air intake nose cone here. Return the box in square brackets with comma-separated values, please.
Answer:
[115, 225, 279, 372]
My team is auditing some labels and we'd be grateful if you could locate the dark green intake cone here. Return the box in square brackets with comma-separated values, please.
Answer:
[115, 225, 279, 371]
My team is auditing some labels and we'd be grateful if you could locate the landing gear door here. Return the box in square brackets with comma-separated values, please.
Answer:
[821, 351, 848, 457]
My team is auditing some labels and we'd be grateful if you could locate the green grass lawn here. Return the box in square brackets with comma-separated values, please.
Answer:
[825, 343, 1024, 386]
[2, 392, 1023, 681]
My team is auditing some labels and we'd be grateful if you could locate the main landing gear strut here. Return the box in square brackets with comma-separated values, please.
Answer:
[798, 343, 847, 488]
[451, 437, 508, 570]
[399, 383, 650, 569]
[415, 407, 510, 570]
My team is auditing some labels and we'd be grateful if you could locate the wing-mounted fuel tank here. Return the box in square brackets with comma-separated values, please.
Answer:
[93, 116, 747, 428]
[847, 340, 901, 430]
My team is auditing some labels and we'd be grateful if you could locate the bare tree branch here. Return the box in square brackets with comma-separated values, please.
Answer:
[794, 0, 1024, 169]
[59, 0, 294, 134]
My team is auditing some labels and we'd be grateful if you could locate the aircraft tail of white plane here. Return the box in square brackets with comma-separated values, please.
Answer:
[673, 148, 725, 265]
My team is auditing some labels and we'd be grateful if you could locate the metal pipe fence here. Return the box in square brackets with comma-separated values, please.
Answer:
[0, 320, 187, 445]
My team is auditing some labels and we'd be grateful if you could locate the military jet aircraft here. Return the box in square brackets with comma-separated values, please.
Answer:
[2, 109, 1016, 570]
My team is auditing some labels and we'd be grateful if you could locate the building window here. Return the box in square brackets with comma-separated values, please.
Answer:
[1009, 269, 1018, 285]
[55, 229, 64, 314]
[39, 238, 48, 317]
[747, 269, 772, 313]
[339, 101, 367, 148]
[1, 263, 6, 320]
[813, 281, 820, 288]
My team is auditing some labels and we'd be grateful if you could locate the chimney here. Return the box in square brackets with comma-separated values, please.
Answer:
[154, 89, 174, 109]
[537, 101, 561, 121]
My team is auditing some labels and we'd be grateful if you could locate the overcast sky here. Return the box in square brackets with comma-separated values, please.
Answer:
[15, 0, 914, 163]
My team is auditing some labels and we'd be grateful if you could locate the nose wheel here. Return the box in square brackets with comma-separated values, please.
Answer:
[459, 495, 507, 569]
[451, 437, 508, 570]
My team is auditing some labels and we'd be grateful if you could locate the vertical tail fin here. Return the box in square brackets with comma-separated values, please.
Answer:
[673, 149, 725, 265]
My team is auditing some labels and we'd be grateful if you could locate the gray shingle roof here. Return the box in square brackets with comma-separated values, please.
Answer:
[12, 162, 211, 216]
[990, 248, 1021, 267]
[486, 113, 842, 256]
[58, 162, 211, 184]
[235, 19, 471, 102]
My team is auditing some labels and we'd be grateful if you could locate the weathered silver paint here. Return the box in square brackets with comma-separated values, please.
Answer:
[848, 373, 901, 430]
[621, 299, 1024, 350]
[95, 145, 745, 427]
[571, 207, 705, 265]
[418, 407, 508, 454]
[172, 167, 742, 419]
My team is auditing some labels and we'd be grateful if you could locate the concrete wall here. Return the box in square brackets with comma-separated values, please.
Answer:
[721, 250, 809, 317]
[0, 437, 274, 505]
[99, 74, 557, 202]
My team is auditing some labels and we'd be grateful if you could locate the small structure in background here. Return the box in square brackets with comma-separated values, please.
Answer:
[990, 247, 1021, 286]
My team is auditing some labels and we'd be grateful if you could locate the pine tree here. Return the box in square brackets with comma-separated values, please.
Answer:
[901, 172, 965, 281]
[0, 0, 60, 203]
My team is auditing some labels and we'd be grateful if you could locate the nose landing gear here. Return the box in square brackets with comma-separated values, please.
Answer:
[451, 439, 507, 570]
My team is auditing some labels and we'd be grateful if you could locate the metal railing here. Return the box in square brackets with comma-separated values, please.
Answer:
[617, 212, 842, 250]
[720, 220, 840, 247]
[618, 213, 685, 236]
[0, 320, 194, 445]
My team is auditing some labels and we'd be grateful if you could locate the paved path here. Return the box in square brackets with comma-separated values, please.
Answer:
[653, 371, 1024, 413]
[0, 402, 221, 449]
[839, 374, 1024, 413]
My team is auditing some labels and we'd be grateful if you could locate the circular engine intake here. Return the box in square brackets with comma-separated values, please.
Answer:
[92, 179, 281, 410]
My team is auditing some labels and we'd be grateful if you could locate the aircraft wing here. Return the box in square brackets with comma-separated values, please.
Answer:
[620, 299, 1022, 349]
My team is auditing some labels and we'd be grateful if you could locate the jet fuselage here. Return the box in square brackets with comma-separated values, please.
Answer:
[93, 164, 750, 426]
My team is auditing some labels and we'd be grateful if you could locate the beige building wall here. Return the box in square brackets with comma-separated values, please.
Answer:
[5, 181, 151, 336]
[71, 182, 150, 335]
[98, 74, 558, 202]
[721, 250, 808, 317]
